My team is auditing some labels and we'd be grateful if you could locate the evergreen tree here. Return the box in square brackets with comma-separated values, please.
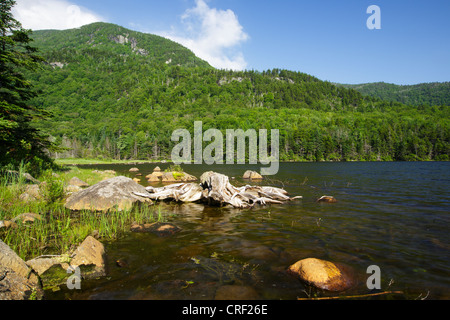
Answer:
[0, 0, 54, 173]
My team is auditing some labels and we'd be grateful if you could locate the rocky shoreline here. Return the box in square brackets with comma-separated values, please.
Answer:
[1, 167, 358, 300]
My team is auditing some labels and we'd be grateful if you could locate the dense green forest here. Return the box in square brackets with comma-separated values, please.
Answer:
[27, 22, 449, 162]
[338, 82, 450, 107]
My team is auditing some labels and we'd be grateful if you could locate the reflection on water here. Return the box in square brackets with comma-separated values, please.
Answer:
[49, 162, 450, 300]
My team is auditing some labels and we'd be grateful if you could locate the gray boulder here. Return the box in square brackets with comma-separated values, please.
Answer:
[0, 240, 43, 300]
[65, 176, 152, 212]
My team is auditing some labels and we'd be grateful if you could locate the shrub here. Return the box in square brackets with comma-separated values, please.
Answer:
[40, 170, 65, 203]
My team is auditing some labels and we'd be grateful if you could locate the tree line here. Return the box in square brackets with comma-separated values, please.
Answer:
[1, 16, 448, 176]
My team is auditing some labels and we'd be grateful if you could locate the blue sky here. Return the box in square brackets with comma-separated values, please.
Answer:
[12, 0, 450, 85]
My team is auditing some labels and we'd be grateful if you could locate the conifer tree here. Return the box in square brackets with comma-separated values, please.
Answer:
[0, 0, 54, 173]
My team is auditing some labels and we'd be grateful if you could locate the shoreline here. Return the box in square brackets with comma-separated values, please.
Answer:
[54, 159, 165, 166]
[55, 158, 443, 166]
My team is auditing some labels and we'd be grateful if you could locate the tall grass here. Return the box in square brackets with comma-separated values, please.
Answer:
[0, 165, 167, 261]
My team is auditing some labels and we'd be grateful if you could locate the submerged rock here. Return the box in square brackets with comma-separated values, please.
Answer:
[26, 256, 70, 290]
[287, 258, 355, 292]
[65, 176, 152, 212]
[116, 258, 129, 268]
[130, 222, 181, 237]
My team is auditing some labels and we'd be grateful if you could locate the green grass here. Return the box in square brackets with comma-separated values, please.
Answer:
[0, 165, 167, 261]
[61, 166, 116, 186]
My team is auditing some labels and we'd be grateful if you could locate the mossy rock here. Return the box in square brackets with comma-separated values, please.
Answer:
[39, 264, 70, 291]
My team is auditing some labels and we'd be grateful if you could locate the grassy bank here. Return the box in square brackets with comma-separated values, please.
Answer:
[54, 158, 166, 166]
[0, 165, 164, 261]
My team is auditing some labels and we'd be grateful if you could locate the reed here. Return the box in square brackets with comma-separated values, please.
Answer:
[0, 166, 167, 261]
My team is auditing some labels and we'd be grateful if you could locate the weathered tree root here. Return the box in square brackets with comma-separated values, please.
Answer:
[133, 171, 302, 208]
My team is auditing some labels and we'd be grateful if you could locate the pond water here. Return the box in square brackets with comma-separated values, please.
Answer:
[48, 162, 450, 300]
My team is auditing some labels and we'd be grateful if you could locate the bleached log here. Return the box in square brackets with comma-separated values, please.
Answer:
[134, 171, 301, 208]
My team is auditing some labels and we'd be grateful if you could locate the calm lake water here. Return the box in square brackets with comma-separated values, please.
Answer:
[49, 162, 450, 300]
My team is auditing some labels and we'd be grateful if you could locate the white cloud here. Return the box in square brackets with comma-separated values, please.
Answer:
[160, 0, 249, 70]
[12, 0, 104, 30]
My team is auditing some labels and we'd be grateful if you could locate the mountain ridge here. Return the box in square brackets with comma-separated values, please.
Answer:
[31, 22, 211, 69]
[26, 22, 449, 162]
[336, 81, 450, 107]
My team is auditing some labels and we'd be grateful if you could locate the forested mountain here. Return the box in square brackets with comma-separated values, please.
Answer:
[32, 22, 210, 68]
[27, 22, 449, 162]
[338, 82, 450, 107]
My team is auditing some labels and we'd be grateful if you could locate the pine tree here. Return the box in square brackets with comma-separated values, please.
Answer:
[0, 0, 54, 173]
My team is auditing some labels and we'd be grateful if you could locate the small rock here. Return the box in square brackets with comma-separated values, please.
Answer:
[19, 184, 43, 202]
[161, 172, 177, 183]
[243, 170, 263, 180]
[12, 213, 43, 224]
[19, 192, 37, 203]
[68, 177, 89, 188]
[147, 173, 162, 182]
[153, 166, 161, 172]
[317, 196, 337, 203]
[129, 168, 139, 172]
[0, 220, 18, 229]
[179, 173, 198, 182]
[287, 258, 355, 292]
[26, 255, 70, 276]
[133, 178, 141, 183]
[65, 185, 82, 193]
[116, 258, 129, 268]
[90, 230, 100, 239]
[70, 236, 106, 278]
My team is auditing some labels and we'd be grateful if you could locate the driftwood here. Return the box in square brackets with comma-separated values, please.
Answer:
[133, 171, 302, 209]
[297, 291, 404, 300]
